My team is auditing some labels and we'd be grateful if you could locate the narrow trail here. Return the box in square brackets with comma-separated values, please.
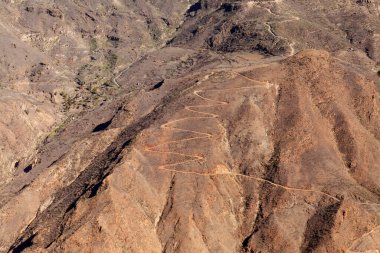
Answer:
[154, 166, 341, 202]
[113, 51, 140, 87]
[140, 71, 340, 203]
[252, 0, 300, 55]
[143, 89, 225, 169]
[139, 70, 380, 249]
[121, 8, 380, 248]
[347, 224, 380, 252]
[130, 2, 380, 250]
[253, 0, 377, 74]
[139, 69, 380, 208]
[333, 56, 378, 74]
[209, 2, 300, 73]
[263, 16, 299, 55]
[126, 2, 378, 245]
[113, 67, 129, 87]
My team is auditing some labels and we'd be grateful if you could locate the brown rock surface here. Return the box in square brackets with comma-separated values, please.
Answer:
[0, 0, 191, 185]
[0, 0, 380, 253]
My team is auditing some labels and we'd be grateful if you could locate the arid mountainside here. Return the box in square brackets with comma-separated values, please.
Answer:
[0, 0, 190, 184]
[173, 0, 380, 59]
[0, 0, 380, 253]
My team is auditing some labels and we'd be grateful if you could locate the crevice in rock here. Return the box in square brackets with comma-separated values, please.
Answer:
[219, 3, 240, 13]
[23, 164, 33, 173]
[10, 234, 36, 253]
[88, 173, 109, 198]
[150, 80, 165, 91]
[85, 13, 95, 22]
[263, 143, 281, 182]
[17, 183, 31, 193]
[162, 217, 181, 253]
[240, 179, 284, 251]
[241, 203, 263, 252]
[301, 200, 342, 253]
[332, 111, 357, 171]
[92, 118, 113, 132]
[186, 1, 202, 17]
[157, 174, 176, 232]
[92, 106, 123, 133]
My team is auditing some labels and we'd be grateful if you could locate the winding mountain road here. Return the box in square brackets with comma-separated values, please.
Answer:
[140, 71, 341, 203]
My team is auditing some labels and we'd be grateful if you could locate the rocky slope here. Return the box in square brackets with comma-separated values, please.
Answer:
[0, 0, 190, 184]
[0, 0, 380, 252]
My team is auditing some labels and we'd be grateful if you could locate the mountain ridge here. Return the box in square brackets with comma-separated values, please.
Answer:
[0, 0, 380, 252]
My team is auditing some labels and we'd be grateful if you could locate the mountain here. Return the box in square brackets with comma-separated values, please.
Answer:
[0, 0, 380, 252]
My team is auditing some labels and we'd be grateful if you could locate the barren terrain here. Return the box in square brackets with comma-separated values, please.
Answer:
[0, 0, 380, 252]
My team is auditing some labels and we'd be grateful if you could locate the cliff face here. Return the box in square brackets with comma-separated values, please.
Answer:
[0, 1, 380, 253]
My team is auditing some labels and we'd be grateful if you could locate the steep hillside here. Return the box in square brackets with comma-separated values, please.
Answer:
[0, 0, 190, 184]
[0, 0, 380, 253]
